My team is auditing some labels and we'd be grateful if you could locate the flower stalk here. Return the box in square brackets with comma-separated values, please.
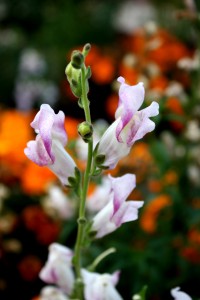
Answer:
[73, 49, 93, 299]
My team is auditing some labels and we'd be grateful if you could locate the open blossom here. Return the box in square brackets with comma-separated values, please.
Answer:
[82, 269, 123, 300]
[96, 76, 159, 169]
[39, 243, 75, 295]
[91, 174, 144, 238]
[87, 176, 111, 213]
[171, 287, 192, 300]
[24, 104, 76, 186]
[39, 286, 68, 300]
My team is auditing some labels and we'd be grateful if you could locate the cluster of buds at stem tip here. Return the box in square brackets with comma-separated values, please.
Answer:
[65, 43, 91, 98]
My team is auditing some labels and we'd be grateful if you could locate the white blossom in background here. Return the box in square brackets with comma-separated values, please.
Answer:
[42, 185, 75, 219]
[178, 50, 200, 71]
[184, 120, 200, 142]
[113, 0, 155, 33]
[18, 48, 47, 76]
[171, 287, 192, 300]
[14, 48, 59, 110]
[187, 164, 200, 186]
[0, 184, 9, 213]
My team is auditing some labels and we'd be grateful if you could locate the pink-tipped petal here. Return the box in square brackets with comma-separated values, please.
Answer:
[109, 174, 136, 213]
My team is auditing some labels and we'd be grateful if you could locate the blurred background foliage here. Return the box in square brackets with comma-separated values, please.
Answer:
[0, 0, 200, 299]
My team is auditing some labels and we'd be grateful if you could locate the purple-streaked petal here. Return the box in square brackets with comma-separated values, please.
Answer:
[116, 77, 144, 116]
[125, 101, 159, 146]
[115, 78, 144, 141]
[39, 243, 74, 295]
[112, 201, 144, 227]
[31, 104, 54, 130]
[97, 119, 130, 169]
[38, 106, 55, 160]
[127, 114, 155, 146]
[109, 174, 136, 213]
[24, 135, 53, 166]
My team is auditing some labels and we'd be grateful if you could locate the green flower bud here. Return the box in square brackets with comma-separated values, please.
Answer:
[65, 62, 82, 98]
[95, 154, 105, 166]
[78, 121, 93, 142]
[83, 43, 91, 57]
[71, 50, 84, 69]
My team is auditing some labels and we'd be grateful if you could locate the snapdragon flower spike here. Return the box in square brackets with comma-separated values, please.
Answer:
[39, 243, 75, 295]
[96, 77, 159, 169]
[82, 269, 123, 300]
[171, 287, 192, 300]
[91, 174, 144, 238]
[24, 104, 76, 186]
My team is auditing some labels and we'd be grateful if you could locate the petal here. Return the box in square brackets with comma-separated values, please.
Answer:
[109, 174, 136, 213]
[171, 287, 192, 300]
[97, 119, 130, 169]
[48, 141, 76, 186]
[115, 79, 145, 141]
[52, 110, 68, 146]
[140, 101, 159, 117]
[112, 201, 143, 227]
[126, 101, 159, 146]
[39, 243, 74, 295]
[111, 271, 120, 286]
[31, 104, 54, 130]
[40, 286, 68, 300]
[24, 135, 53, 166]
[92, 201, 116, 238]
[30, 104, 55, 161]
[87, 176, 112, 213]
[82, 270, 123, 300]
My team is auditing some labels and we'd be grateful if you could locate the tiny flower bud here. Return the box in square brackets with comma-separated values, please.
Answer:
[78, 121, 93, 142]
[95, 154, 106, 166]
[71, 50, 84, 69]
[83, 43, 91, 56]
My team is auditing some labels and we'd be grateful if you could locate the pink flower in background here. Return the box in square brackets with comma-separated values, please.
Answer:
[91, 174, 144, 238]
[82, 269, 123, 300]
[24, 104, 76, 186]
[171, 287, 192, 300]
[97, 76, 159, 169]
[39, 243, 75, 295]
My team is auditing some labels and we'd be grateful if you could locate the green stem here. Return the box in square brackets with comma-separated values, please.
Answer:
[73, 66, 93, 299]
[87, 248, 116, 272]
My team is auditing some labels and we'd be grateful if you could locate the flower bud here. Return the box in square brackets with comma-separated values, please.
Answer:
[83, 43, 91, 57]
[65, 62, 82, 98]
[78, 121, 93, 142]
[71, 50, 84, 69]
